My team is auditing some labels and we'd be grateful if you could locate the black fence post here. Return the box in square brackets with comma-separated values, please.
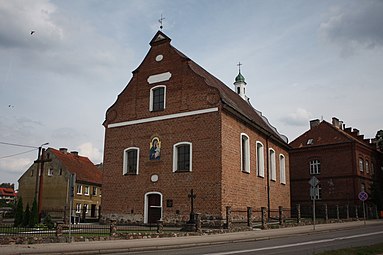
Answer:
[324, 204, 328, 223]
[336, 205, 340, 221]
[346, 204, 350, 220]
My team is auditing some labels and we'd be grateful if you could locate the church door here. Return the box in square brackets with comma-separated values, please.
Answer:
[147, 193, 162, 224]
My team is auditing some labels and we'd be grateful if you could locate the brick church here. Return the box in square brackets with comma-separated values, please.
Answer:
[101, 31, 290, 224]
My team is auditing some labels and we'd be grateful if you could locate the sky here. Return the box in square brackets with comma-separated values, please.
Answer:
[1, 0, 382, 188]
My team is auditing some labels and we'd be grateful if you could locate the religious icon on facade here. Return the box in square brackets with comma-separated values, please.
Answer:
[149, 137, 161, 160]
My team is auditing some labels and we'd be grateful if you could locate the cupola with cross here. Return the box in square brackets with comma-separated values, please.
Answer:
[234, 62, 249, 102]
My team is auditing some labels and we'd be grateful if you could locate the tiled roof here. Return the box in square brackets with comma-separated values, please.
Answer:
[290, 120, 375, 149]
[172, 46, 288, 145]
[0, 188, 16, 197]
[48, 148, 102, 185]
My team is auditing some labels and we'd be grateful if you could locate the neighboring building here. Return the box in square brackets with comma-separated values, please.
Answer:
[0, 186, 16, 205]
[102, 31, 290, 224]
[289, 117, 383, 208]
[18, 148, 102, 221]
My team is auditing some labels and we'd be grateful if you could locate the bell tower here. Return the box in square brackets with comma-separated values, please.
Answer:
[234, 62, 248, 102]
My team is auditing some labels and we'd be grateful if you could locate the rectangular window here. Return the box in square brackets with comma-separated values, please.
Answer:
[366, 160, 369, 174]
[152, 87, 165, 111]
[84, 186, 90, 196]
[76, 203, 81, 213]
[279, 154, 286, 184]
[92, 187, 97, 196]
[269, 149, 276, 181]
[48, 168, 54, 176]
[123, 148, 139, 175]
[310, 160, 320, 175]
[241, 134, 250, 173]
[77, 184, 82, 195]
[177, 144, 190, 171]
[256, 142, 265, 177]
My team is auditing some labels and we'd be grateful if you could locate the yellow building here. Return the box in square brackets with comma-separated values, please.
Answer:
[18, 148, 102, 222]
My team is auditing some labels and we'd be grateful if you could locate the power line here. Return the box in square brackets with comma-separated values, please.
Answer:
[0, 141, 39, 149]
[0, 148, 37, 159]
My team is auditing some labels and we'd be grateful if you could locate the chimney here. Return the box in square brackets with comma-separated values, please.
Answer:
[59, 148, 68, 154]
[352, 128, 359, 136]
[310, 119, 320, 129]
[332, 117, 340, 128]
[71, 151, 79, 156]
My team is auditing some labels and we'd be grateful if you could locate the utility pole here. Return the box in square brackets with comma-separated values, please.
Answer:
[33, 144, 50, 222]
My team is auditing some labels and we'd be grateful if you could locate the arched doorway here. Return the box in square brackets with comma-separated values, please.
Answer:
[144, 192, 162, 224]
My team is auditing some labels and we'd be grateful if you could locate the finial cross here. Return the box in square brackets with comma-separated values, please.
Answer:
[159, 14, 165, 30]
[237, 62, 242, 72]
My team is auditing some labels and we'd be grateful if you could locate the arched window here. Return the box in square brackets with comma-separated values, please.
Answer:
[279, 154, 286, 184]
[256, 142, 265, 177]
[149, 85, 166, 112]
[269, 149, 276, 181]
[241, 133, 250, 173]
[173, 142, 192, 172]
[123, 147, 140, 175]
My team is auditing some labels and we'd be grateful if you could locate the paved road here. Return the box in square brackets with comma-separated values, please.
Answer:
[105, 224, 383, 255]
[2, 220, 383, 255]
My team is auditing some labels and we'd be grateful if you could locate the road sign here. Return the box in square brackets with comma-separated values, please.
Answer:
[310, 186, 319, 199]
[358, 191, 368, 201]
[309, 176, 320, 187]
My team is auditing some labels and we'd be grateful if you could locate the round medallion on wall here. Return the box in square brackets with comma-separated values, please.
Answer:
[151, 174, 159, 183]
[155, 55, 163, 62]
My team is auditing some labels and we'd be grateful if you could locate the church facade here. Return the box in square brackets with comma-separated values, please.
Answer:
[101, 31, 290, 224]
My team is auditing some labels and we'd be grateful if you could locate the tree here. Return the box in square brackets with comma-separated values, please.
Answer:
[376, 130, 383, 151]
[29, 197, 38, 227]
[14, 197, 23, 227]
[22, 203, 30, 227]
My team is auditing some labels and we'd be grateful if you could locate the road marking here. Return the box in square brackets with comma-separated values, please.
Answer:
[202, 231, 383, 255]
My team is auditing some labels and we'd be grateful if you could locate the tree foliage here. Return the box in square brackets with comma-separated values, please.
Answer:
[22, 203, 30, 227]
[29, 197, 39, 227]
[14, 197, 23, 227]
[376, 130, 383, 151]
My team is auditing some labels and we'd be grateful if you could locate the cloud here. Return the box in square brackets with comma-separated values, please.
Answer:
[77, 142, 102, 164]
[281, 108, 312, 127]
[320, 0, 383, 56]
[0, 0, 63, 50]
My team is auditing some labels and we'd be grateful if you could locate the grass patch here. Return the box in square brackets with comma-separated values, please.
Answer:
[316, 243, 383, 255]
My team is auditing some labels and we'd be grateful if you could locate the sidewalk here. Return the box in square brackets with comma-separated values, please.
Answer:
[2, 220, 383, 255]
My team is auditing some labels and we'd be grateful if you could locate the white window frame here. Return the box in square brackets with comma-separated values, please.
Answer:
[359, 158, 364, 172]
[269, 149, 276, 181]
[123, 147, 140, 175]
[256, 142, 265, 177]
[310, 160, 321, 175]
[173, 142, 192, 172]
[92, 187, 97, 196]
[149, 85, 166, 112]
[77, 184, 82, 195]
[47, 168, 54, 176]
[279, 154, 286, 184]
[240, 133, 250, 173]
[84, 186, 90, 196]
[76, 203, 81, 213]
[83, 204, 89, 214]
[366, 160, 369, 174]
